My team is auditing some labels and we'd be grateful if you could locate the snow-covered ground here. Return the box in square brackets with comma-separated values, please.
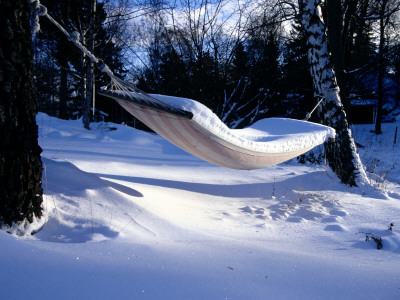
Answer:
[1, 113, 400, 299]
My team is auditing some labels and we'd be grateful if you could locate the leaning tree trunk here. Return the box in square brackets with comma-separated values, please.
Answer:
[0, 0, 43, 229]
[299, 0, 369, 187]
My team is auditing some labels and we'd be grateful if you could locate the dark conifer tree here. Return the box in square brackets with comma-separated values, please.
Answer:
[281, 17, 314, 119]
[158, 47, 188, 97]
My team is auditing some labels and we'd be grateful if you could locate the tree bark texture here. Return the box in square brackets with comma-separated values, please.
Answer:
[299, 0, 369, 186]
[0, 0, 43, 226]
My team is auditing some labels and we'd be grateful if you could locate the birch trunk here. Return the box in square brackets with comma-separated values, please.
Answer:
[299, 0, 369, 186]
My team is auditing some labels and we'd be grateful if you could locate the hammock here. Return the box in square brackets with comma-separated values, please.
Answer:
[32, 2, 336, 170]
[98, 77, 336, 170]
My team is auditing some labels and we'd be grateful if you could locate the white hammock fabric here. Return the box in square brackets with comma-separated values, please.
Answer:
[98, 77, 336, 170]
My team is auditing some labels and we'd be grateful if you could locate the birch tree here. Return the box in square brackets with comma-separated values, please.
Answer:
[299, 0, 369, 186]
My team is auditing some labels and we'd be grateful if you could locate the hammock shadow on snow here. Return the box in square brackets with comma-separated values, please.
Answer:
[94, 170, 342, 199]
[96, 170, 349, 224]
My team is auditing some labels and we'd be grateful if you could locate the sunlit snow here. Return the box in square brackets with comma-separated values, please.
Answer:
[0, 113, 399, 300]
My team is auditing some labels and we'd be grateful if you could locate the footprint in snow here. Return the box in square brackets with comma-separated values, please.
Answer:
[329, 209, 348, 217]
[324, 224, 349, 232]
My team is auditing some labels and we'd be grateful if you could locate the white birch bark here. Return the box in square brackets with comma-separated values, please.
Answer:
[299, 0, 369, 187]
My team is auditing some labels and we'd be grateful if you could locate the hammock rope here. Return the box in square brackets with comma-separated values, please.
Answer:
[29, 0, 187, 115]
[304, 87, 340, 120]
[29, 0, 113, 78]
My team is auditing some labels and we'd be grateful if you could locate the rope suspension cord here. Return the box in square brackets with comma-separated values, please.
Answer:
[304, 86, 340, 120]
[28, 0, 114, 78]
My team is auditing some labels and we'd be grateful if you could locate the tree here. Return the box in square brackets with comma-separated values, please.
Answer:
[83, 0, 97, 130]
[298, 0, 369, 186]
[0, 0, 43, 230]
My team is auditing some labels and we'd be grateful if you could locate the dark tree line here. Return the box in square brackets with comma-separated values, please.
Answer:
[129, 0, 400, 130]
[31, 0, 400, 132]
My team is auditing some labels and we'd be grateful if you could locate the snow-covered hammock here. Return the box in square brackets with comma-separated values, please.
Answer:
[98, 77, 335, 170]
[31, 2, 335, 170]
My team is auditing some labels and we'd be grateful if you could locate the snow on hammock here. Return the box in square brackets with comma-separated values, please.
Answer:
[98, 77, 335, 170]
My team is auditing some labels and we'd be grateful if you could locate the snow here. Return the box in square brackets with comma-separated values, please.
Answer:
[1, 113, 400, 300]
[151, 94, 336, 153]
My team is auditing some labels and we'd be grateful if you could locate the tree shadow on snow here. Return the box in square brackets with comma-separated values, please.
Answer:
[42, 157, 143, 198]
[39, 158, 144, 243]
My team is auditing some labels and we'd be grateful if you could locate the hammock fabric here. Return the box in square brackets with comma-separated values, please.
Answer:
[98, 77, 335, 170]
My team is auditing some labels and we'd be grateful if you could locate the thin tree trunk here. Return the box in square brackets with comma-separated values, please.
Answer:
[375, 0, 388, 135]
[299, 0, 369, 187]
[58, 0, 70, 120]
[83, 0, 96, 130]
[59, 57, 68, 119]
[0, 0, 43, 229]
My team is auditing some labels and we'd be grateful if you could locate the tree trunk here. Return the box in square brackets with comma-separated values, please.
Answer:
[0, 0, 43, 229]
[375, 0, 388, 135]
[58, 1, 70, 120]
[82, 0, 96, 130]
[299, 0, 369, 187]
[59, 57, 69, 119]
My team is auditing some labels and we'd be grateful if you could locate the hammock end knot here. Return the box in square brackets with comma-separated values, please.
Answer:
[28, 0, 47, 35]
[68, 31, 81, 43]
[37, 4, 47, 16]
